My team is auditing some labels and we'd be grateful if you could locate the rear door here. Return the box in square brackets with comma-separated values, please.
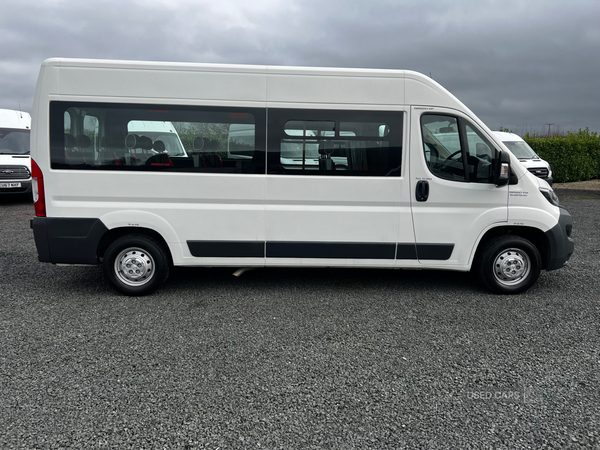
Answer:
[409, 107, 508, 268]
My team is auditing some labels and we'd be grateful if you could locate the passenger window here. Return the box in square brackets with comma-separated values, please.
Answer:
[421, 114, 494, 183]
[49, 102, 266, 174]
[268, 109, 403, 177]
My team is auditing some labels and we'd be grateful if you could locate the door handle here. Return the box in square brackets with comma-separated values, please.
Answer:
[416, 180, 429, 202]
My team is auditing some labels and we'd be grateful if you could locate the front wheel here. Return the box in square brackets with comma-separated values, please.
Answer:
[477, 236, 542, 294]
[103, 235, 170, 296]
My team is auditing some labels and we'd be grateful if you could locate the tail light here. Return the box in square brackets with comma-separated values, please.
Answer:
[31, 158, 46, 217]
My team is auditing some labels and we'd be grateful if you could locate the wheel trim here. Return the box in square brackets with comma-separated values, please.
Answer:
[114, 247, 155, 287]
[493, 248, 531, 286]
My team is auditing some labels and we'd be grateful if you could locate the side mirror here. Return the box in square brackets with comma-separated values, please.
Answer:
[494, 149, 510, 187]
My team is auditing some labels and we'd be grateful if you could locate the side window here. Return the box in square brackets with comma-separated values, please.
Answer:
[49, 102, 266, 174]
[421, 114, 494, 183]
[464, 124, 494, 183]
[421, 115, 464, 181]
[267, 109, 403, 177]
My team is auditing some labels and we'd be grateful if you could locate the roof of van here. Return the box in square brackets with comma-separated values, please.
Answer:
[37, 58, 474, 114]
[0, 109, 31, 129]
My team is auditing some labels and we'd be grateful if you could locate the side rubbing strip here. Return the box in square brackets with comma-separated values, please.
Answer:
[187, 241, 264, 258]
[396, 243, 418, 260]
[186, 241, 453, 260]
[267, 242, 396, 259]
[416, 243, 454, 260]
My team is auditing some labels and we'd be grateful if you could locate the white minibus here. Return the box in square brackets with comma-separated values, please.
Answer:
[1, 109, 32, 195]
[494, 131, 553, 185]
[30, 59, 574, 296]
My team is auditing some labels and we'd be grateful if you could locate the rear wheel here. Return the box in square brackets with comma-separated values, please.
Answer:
[103, 235, 170, 296]
[477, 235, 541, 294]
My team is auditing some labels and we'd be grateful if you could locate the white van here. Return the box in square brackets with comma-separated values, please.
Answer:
[30, 59, 574, 296]
[494, 131, 553, 185]
[0, 109, 32, 195]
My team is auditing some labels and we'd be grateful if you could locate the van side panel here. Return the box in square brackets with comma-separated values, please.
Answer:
[56, 62, 268, 103]
[266, 70, 405, 105]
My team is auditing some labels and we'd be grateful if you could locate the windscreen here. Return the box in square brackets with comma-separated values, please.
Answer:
[502, 140, 537, 159]
[0, 128, 30, 155]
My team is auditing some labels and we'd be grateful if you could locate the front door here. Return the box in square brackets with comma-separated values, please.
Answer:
[409, 107, 509, 269]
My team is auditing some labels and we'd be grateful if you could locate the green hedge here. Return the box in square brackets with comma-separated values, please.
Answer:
[523, 129, 600, 183]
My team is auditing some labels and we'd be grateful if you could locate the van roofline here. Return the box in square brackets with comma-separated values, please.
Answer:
[39, 58, 472, 114]
[42, 57, 416, 78]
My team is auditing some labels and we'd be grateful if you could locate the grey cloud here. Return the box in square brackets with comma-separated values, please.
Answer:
[1, 0, 599, 133]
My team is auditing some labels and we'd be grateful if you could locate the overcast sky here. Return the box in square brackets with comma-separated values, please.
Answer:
[2, 0, 599, 134]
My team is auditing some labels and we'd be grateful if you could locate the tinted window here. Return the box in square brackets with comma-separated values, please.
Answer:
[268, 109, 403, 177]
[49, 102, 266, 174]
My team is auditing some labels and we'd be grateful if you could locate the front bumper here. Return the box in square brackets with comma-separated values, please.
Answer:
[544, 206, 574, 270]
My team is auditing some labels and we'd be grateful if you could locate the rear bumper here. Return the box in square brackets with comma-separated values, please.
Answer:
[31, 217, 108, 264]
[545, 206, 574, 270]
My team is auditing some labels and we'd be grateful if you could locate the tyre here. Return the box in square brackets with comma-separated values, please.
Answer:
[477, 235, 541, 294]
[103, 235, 170, 296]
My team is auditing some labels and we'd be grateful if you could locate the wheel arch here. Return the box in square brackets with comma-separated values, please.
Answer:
[472, 226, 550, 270]
[96, 210, 179, 263]
[97, 227, 173, 265]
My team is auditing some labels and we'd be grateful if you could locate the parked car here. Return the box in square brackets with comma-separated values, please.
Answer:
[494, 131, 553, 185]
[0, 109, 31, 195]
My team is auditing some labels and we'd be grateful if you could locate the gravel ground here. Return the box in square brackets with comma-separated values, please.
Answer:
[0, 192, 598, 449]
[553, 179, 600, 191]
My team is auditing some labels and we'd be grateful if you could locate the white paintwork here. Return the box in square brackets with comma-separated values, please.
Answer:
[0, 109, 31, 129]
[31, 58, 562, 271]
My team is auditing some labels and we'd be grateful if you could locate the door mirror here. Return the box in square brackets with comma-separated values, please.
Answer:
[494, 149, 510, 187]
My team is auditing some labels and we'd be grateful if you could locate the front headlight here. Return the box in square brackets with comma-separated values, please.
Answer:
[540, 187, 560, 206]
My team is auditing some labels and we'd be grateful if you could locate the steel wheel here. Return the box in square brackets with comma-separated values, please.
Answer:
[103, 235, 170, 296]
[114, 247, 155, 287]
[477, 235, 541, 294]
[492, 248, 531, 287]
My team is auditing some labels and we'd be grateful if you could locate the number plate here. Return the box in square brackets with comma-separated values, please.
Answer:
[0, 182, 21, 188]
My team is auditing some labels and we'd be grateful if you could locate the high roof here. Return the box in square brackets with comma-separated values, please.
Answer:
[38, 58, 470, 112]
